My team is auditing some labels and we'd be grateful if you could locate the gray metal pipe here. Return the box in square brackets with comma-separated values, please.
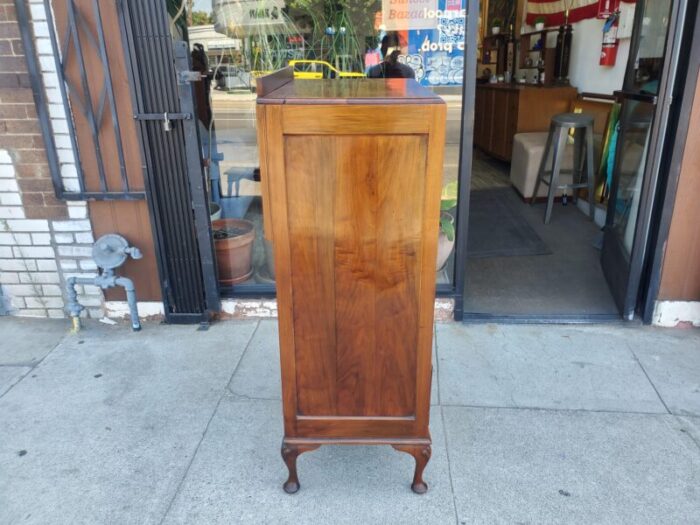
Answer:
[115, 276, 141, 331]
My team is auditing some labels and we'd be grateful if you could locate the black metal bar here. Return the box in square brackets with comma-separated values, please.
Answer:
[92, 0, 130, 193]
[147, 0, 200, 312]
[451, 0, 479, 321]
[14, 0, 65, 198]
[642, 1, 700, 324]
[133, 112, 192, 121]
[42, 0, 86, 195]
[117, 0, 175, 316]
[117, 0, 212, 322]
[173, 40, 220, 313]
[65, 0, 108, 193]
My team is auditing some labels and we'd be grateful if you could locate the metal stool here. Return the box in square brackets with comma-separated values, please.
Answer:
[531, 113, 596, 224]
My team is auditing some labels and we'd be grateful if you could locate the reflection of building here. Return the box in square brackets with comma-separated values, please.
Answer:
[213, 0, 304, 73]
[188, 24, 241, 60]
[213, 0, 289, 38]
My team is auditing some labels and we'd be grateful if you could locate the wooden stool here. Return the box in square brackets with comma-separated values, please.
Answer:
[531, 113, 596, 224]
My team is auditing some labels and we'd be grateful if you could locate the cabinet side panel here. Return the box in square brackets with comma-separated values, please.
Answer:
[373, 135, 426, 416]
[334, 136, 379, 416]
[285, 135, 338, 415]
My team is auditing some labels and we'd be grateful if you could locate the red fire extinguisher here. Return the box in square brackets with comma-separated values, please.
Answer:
[600, 10, 620, 66]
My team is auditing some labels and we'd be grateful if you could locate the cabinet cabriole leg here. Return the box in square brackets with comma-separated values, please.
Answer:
[392, 444, 431, 494]
[281, 442, 320, 494]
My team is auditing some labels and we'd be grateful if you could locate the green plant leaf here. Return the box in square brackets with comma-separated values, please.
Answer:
[441, 181, 458, 210]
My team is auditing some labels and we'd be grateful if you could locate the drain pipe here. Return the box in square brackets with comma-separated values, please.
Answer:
[65, 234, 143, 332]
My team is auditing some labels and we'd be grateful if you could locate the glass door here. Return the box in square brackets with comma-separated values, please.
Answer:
[601, 0, 680, 318]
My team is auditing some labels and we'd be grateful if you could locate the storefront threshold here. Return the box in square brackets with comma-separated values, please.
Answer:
[104, 298, 457, 323]
[461, 313, 623, 325]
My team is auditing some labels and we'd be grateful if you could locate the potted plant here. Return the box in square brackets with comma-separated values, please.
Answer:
[212, 218, 256, 285]
[534, 16, 546, 31]
[491, 17, 503, 35]
[437, 181, 458, 271]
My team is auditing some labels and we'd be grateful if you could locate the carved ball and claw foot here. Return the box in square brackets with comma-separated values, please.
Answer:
[392, 444, 432, 494]
[281, 442, 320, 494]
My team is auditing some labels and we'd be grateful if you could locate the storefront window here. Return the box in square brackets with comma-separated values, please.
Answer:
[184, 0, 465, 292]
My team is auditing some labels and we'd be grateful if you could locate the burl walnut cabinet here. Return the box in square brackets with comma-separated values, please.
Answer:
[256, 69, 446, 494]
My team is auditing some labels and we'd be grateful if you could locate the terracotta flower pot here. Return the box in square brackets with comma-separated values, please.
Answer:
[212, 218, 255, 285]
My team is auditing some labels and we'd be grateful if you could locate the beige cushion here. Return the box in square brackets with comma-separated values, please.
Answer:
[510, 132, 602, 199]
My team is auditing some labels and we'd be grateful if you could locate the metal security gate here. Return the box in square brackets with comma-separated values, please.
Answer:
[118, 0, 220, 322]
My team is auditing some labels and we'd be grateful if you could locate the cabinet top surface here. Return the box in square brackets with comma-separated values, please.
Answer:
[258, 79, 444, 105]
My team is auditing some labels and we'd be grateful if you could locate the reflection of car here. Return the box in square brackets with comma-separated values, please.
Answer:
[289, 60, 365, 79]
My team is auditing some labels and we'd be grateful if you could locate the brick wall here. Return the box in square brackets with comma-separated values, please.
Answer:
[0, 0, 103, 318]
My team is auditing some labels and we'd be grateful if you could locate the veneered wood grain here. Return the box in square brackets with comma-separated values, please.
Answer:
[373, 135, 426, 417]
[333, 136, 378, 416]
[258, 96, 443, 447]
[282, 105, 432, 135]
[285, 135, 338, 415]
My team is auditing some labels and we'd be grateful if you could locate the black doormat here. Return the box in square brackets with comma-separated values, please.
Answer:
[467, 189, 551, 258]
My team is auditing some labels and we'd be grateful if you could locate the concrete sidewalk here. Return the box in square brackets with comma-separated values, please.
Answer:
[0, 317, 698, 524]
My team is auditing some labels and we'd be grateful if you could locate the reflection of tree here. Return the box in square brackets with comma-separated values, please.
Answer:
[289, 0, 380, 71]
[191, 10, 215, 25]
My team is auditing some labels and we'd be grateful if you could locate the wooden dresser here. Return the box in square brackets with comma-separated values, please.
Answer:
[256, 69, 445, 494]
[474, 84, 577, 161]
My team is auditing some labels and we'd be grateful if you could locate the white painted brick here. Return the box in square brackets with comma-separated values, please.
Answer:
[60, 164, 77, 178]
[2, 284, 40, 297]
[42, 71, 58, 87]
[63, 272, 97, 280]
[57, 149, 75, 164]
[19, 272, 60, 284]
[59, 259, 78, 271]
[33, 22, 49, 37]
[83, 285, 102, 295]
[19, 309, 48, 318]
[13, 246, 55, 259]
[48, 104, 65, 119]
[68, 206, 87, 220]
[63, 179, 81, 192]
[26, 297, 64, 309]
[37, 259, 57, 271]
[39, 56, 56, 73]
[0, 233, 31, 245]
[0, 165, 15, 178]
[79, 260, 97, 271]
[0, 247, 13, 258]
[0, 193, 22, 206]
[52, 120, 69, 134]
[46, 88, 62, 104]
[0, 208, 25, 219]
[0, 150, 12, 164]
[41, 285, 63, 296]
[57, 245, 92, 257]
[88, 308, 104, 319]
[36, 38, 53, 56]
[52, 220, 91, 232]
[0, 259, 37, 272]
[29, 4, 46, 20]
[54, 233, 74, 244]
[54, 134, 72, 149]
[31, 233, 52, 245]
[0, 272, 19, 284]
[9, 296, 25, 309]
[5, 220, 50, 232]
[74, 232, 94, 244]
[79, 297, 103, 307]
[0, 180, 19, 192]
[48, 309, 66, 319]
